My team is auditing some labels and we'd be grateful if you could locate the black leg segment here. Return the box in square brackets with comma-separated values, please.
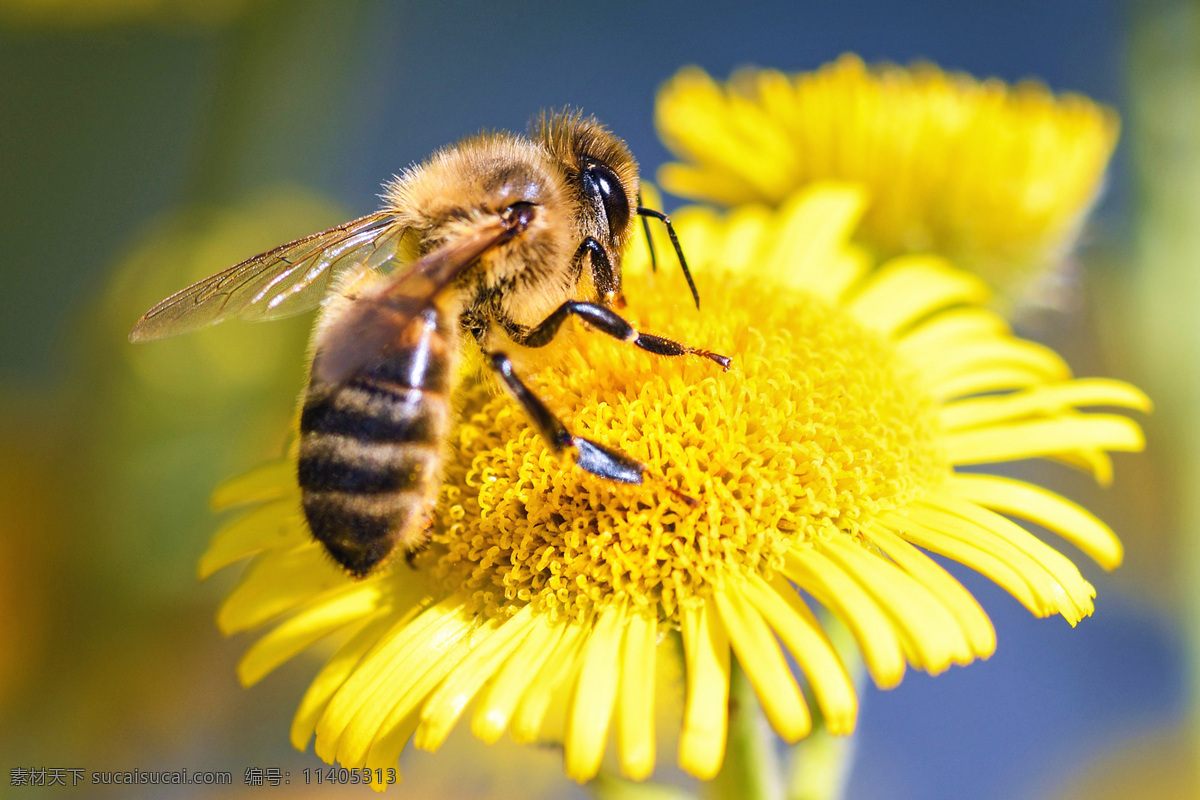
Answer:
[570, 236, 619, 306]
[488, 352, 644, 484]
[637, 206, 700, 309]
[512, 301, 732, 370]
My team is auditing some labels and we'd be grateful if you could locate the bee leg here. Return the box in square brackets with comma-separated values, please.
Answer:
[487, 352, 644, 484]
[511, 301, 732, 370]
[571, 236, 621, 306]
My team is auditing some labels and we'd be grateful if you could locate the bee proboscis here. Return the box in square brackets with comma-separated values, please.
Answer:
[131, 110, 730, 577]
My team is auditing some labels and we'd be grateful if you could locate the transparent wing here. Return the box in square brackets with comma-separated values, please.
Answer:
[129, 211, 405, 342]
[314, 214, 525, 386]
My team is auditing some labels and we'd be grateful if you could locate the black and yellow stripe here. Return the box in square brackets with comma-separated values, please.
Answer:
[298, 318, 452, 577]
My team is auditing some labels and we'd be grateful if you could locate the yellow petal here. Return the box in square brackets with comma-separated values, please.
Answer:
[616, 610, 658, 781]
[932, 367, 1042, 401]
[715, 204, 774, 274]
[415, 604, 538, 753]
[472, 613, 567, 744]
[658, 162, 761, 206]
[866, 522, 996, 657]
[511, 619, 588, 744]
[678, 599, 731, 780]
[564, 603, 626, 782]
[315, 595, 470, 763]
[239, 581, 391, 686]
[761, 184, 868, 295]
[363, 618, 502, 771]
[883, 509, 1048, 615]
[656, 66, 801, 201]
[945, 414, 1144, 465]
[817, 538, 973, 673]
[714, 586, 811, 742]
[939, 378, 1152, 432]
[210, 459, 295, 511]
[199, 499, 305, 579]
[742, 573, 858, 735]
[894, 502, 1091, 625]
[646, 205, 723, 277]
[848, 255, 989, 336]
[1048, 449, 1114, 486]
[948, 473, 1123, 569]
[896, 308, 1010, 362]
[923, 493, 1096, 621]
[217, 543, 346, 634]
[290, 611, 405, 751]
[362, 708, 421, 777]
[783, 548, 906, 688]
[815, 247, 874, 304]
[920, 340, 1070, 389]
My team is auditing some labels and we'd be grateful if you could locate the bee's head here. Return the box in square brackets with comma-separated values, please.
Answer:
[533, 109, 639, 306]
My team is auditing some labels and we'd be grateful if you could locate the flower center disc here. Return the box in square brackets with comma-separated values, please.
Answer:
[431, 270, 943, 624]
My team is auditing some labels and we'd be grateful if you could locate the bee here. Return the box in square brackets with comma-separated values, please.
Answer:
[131, 110, 730, 578]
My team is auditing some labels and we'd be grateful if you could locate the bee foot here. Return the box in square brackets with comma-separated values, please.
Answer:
[694, 350, 732, 370]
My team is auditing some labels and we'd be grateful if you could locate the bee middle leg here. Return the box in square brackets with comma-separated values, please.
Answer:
[508, 302, 732, 369]
[487, 352, 644, 484]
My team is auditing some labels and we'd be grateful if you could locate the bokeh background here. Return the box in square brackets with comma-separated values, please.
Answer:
[1, 1, 1195, 798]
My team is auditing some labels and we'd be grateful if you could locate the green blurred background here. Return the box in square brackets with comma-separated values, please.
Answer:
[0, 1, 1196, 798]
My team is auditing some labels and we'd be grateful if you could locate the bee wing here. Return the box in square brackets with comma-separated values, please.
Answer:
[314, 215, 519, 387]
[129, 211, 405, 342]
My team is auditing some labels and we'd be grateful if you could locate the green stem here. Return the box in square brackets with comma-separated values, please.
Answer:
[784, 710, 857, 800]
[590, 771, 696, 800]
[785, 613, 864, 800]
[707, 658, 782, 800]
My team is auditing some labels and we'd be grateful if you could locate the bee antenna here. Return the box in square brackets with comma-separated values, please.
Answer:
[636, 206, 700, 309]
[636, 192, 659, 274]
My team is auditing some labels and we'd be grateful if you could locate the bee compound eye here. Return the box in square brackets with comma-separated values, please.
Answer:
[582, 161, 630, 236]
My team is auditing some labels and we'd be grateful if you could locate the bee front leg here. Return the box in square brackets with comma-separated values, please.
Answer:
[487, 352, 644, 484]
[510, 301, 732, 369]
[570, 237, 620, 306]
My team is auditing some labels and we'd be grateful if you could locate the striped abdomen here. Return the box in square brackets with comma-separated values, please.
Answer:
[299, 307, 455, 577]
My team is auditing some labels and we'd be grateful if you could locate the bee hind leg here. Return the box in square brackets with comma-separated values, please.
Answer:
[487, 352, 643, 484]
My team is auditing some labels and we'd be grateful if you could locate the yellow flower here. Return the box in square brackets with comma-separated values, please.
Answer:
[656, 55, 1119, 302]
[202, 185, 1146, 786]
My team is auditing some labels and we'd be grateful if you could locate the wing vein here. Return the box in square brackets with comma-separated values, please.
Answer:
[129, 211, 403, 341]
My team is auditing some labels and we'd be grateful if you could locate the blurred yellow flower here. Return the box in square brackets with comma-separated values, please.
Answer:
[656, 55, 1119, 302]
[202, 184, 1146, 786]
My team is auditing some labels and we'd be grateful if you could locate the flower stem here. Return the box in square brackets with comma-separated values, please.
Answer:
[590, 771, 696, 800]
[783, 718, 856, 800]
[784, 613, 863, 800]
[707, 658, 782, 800]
